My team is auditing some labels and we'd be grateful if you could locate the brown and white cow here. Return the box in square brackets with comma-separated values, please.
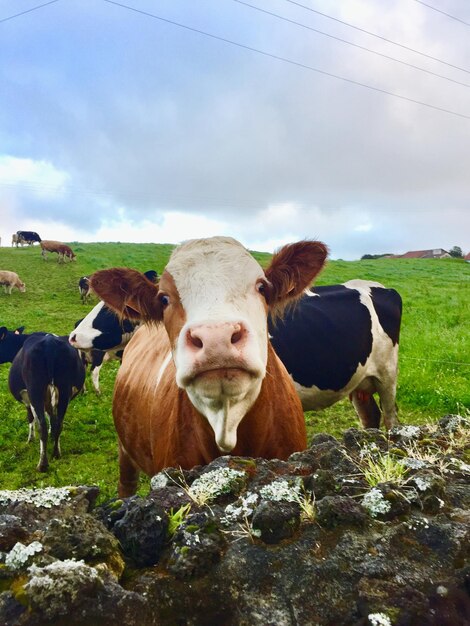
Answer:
[40, 240, 76, 262]
[91, 236, 327, 496]
[0, 270, 26, 294]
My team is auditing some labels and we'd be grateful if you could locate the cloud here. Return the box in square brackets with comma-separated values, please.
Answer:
[0, 156, 68, 191]
[92, 211, 230, 244]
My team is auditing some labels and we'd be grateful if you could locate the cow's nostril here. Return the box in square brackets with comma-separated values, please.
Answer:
[70, 334, 76, 343]
[231, 330, 242, 344]
[188, 330, 203, 349]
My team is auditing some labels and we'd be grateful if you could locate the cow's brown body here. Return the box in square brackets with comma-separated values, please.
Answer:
[40, 240, 76, 262]
[114, 325, 306, 494]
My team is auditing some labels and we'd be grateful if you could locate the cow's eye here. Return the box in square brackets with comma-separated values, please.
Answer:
[159, 293, 170, 309]
[256, 280, 268, 298]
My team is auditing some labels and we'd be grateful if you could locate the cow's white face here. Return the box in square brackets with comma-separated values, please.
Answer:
[69, 300, 137, 353]
[159, 237, 269, 452]
[69, 301, 105, 350]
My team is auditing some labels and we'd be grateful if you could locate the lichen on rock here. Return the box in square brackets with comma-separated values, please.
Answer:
[361, 488, 392, 518]
[5, 541, 43, 571]
[24, 559, 103, 619]
[188, 467, 247, 504]
[0, 487, 72, 509]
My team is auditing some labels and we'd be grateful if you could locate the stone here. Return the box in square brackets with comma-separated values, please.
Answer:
[251, 500, 301, 544]
[112, 497, 168, 567]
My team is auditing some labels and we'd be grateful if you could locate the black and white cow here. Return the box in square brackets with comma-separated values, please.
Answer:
[78, 276, 91, 304]
[69, 270, 158, 393]
[16, 231, 42, 245]
[70, 304, 132, 394]
[0, 328, 86, 471]
[268, 279, 402, 429]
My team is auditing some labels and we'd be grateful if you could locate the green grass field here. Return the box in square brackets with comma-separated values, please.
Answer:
[0, 242, 468, 501]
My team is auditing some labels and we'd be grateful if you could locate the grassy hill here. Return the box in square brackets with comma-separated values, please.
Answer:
[0, 242, 468, 500]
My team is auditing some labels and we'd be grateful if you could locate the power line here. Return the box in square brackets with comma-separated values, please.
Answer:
[101, 0, 470, 121]
[281, 0, 470, 75]
[0, 0, 59, 25]
[409, 0, 470, 27]
[233, 0, 470, 90]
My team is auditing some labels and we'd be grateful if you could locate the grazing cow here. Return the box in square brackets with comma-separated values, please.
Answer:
[11, 233, 22, 247]
[40, 240, 76, 262]
[1, 329, 85, 471]
[78, 276, 91, 303]
[268, 279, 402, 430]
[0, 270, 26, 294]
[16, 231, 41, 245]
[69, 270, 159, 393]
[90, 236, 328, 496]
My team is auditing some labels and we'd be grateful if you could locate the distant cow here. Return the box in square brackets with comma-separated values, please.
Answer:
[40, 240, 76, 262]
[78, 276, 91, 303]
[90, 236, 327, 496]
[0, 328, 85, 471]
[268, 279, 402, 430]
[11, 234, 19, 247]
[17, 231, 41, 245]
[0, 271, 26, 294]
[69, 270, 158, 393]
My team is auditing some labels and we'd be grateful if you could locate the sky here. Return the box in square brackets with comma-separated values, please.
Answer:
[1, 0, 470, 260]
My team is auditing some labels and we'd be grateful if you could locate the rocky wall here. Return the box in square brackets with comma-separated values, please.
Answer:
[0, 416, 469, 626]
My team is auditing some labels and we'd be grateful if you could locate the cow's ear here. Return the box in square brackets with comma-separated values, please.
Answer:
[90, 268, 162, 323]
[14, 326, 25, 335]
[0, 327, 7, 341]
[143, 269, 159, 284]
[265, 241, 328, 311]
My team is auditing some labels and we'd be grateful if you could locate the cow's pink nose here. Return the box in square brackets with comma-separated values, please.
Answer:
[186, 322, 247, 353]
